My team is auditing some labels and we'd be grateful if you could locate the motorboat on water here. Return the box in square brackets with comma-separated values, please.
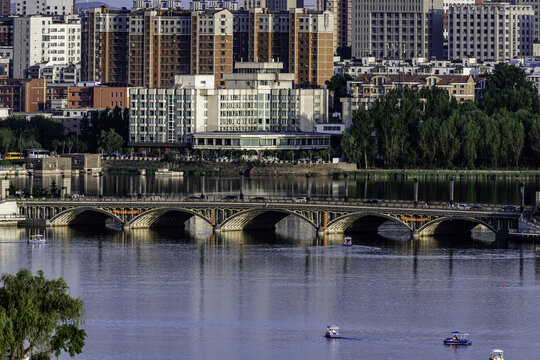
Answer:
[325, 325, 341, 338]
[443, 331, 471, 345]
[343, 236, 352, 246]
[28, 234, 46, 244]
[489, 349, 503, 360]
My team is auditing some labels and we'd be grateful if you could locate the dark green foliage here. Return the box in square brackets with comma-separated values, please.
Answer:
[81, 107, 129, 153]
[342, 63, 540, 169]
[0, 268, 86, 360]
[325, 74, 352, 112]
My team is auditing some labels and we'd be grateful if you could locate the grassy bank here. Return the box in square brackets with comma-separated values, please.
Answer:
[332, 169, 540, 180]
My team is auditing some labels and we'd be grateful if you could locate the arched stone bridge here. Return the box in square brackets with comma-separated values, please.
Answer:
[16, 196, 525, 238]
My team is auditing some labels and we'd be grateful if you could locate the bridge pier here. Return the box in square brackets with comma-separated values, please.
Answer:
[213, 224, 221, 233]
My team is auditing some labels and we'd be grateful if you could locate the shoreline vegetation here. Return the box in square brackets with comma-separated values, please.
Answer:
[104, 161, 540, 179]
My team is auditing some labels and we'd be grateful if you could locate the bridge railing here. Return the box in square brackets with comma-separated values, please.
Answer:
[15, 194, 522, 213]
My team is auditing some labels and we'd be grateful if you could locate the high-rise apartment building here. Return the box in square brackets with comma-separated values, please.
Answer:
[443, 1, 476, 39]
[82, 7, 332, 88]
[16, 0, 75, 16]
[0, 17, 13, 46]
[448, 3, 534, 61]
[515, 1, 540, 42]
[243, 0, 303, 11]
[316, 0, 350, 50]
[0, 0, 10, 16]
[132, 0, 183, 9]
[81, 7, 130, 83]
[13, 15, 81, 79]
[128, 8, 192, 88]
[289, 9, 334, 86]
[190, 9, 234, 88]
[243, 8, 334, 87]
[190, 0, 239, 10]
[352, 0, 445, 60]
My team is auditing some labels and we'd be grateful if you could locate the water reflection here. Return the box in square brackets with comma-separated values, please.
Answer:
[6, 173, 540, 204]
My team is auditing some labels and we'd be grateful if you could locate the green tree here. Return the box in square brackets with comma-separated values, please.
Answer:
[481, 62, 540, 114]
[325, 74, 352, 112]
[0, 128, 15, 154]
[98, 129, 123, 154]
[341, 108, 373, 168]
[372, 91, 409, 168]
[0, 268, 86, 360]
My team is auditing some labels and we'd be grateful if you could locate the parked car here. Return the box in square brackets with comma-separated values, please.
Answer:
[456, 204, 471, 210]
[470, 205, 484, 210]
[502, 205, 519, 212]
[187, 195, 207, 201]
[364, 199, 382, 205]
[223, 195, 239, 200]
[293, 197, 307, 203]
[297, 158, 310, 162]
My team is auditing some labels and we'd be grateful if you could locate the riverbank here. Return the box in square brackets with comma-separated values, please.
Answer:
[102, 159, 357, 176]
[102, 159, 540, 178]
[345, 169, 540, 180]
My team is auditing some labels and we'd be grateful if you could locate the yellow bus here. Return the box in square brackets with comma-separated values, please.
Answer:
[3, 152, 24, 160]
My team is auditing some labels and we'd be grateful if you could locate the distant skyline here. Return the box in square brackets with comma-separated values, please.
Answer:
[85, 0, 315, 9]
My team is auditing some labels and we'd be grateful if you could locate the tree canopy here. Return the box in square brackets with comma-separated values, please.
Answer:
[342, 63, 540, 169]
[0, 268, 86, 360]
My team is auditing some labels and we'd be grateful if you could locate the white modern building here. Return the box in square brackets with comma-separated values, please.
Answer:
[448, 3, 534, 61]
[13, 15, 81, 79]
[351, 0, 445, 60]
[128, 62, 329, 149]
[16, 0, 75, 16]
[443, 0, 476, 39]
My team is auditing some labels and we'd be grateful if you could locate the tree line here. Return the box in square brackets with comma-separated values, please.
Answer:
[0, 107, 129, 157]
[342, 63, 540, 169]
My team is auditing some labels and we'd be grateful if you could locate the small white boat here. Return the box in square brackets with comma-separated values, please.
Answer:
[28, 234, 46, 244]
[489, 349, 503, 360]
[343, 236, 352, 246]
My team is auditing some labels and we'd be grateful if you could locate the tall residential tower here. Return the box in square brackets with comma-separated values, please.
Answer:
[351, 0, 445, 60]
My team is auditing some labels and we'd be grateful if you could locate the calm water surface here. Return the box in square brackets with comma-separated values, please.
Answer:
[0, 219, 539, 360]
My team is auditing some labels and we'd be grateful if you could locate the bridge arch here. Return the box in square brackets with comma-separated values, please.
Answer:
[125, 207, 213, 229]
[50, 207, 124, 226]
[415, 216, 497, 237]
[218, 208, 318, 231]
[325, 212, 413, 234]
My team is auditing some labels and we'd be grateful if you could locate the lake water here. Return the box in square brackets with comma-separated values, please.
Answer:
[2, 174, 540, 359]
[1, 220, 539, 360]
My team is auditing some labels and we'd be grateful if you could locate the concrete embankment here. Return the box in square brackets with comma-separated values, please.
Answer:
[102, 159, 357, 176]
[102, 159, 540, 178]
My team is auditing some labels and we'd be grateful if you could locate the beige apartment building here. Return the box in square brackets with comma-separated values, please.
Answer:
[82, 7, 333, 88]
[352, 0, 445, 60]
[82, 7, 130, 84]
[448, 3, 534, 61]
[316, 0, 350, 51]
[128, 9, 192, 88]
[190, 9, 234, 88]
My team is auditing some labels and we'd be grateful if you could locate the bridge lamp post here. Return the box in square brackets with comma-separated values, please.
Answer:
[344, 172, 349, 202]
[520, 182, 525, 213]
[449, 176, 455, 207]
[239, 170, 244, 200]
[200, 172, 206, 199]
[305, 173, 311, 201]
[413, 177, 419, 207]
